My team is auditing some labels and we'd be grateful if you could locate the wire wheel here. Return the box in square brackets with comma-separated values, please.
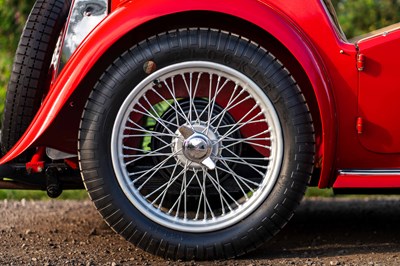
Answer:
[111, 61, 283, 232]
[80, 28, 315, 259]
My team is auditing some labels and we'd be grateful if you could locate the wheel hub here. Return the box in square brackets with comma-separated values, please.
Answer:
[183, 134, 211, 160]
[173, 124, 219, 170]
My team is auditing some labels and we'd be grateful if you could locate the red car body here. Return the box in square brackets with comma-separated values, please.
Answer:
[3, 0, 399, 189]
[2, 0, 400, 259]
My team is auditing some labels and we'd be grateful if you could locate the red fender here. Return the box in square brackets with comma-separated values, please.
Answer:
[0, 0, 336, 187]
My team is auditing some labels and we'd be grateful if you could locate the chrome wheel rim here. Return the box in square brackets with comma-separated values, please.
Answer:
[111, 61, 283, 233]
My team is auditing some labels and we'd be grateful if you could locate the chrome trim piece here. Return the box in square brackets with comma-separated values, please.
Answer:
[320, 0, 347, 41]
[58, 0, 108, 73]
[46, 148, 76, 160]
[352, 22, 400, 43]
[339, 170, 400, 176]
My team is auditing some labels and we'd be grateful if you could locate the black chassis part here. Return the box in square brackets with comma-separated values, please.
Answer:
[0, 163, 83, 191]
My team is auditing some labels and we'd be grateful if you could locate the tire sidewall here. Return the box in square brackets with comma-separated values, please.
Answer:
[80, 29, 312, 257]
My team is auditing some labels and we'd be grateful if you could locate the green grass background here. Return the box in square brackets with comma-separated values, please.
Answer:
[0, 189, 88, 200]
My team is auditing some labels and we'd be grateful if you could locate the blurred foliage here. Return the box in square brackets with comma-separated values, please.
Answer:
[0, 0, 34, 50]
[305, 187, 335, 197]
[0, 0, 35, 121]
[332, 0, 400, 38]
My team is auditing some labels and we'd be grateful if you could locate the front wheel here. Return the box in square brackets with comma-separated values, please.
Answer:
[79, 29, 315, 260]
[1, 0, 71, 156]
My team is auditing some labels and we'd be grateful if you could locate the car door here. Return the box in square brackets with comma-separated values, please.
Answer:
[357, 26, 400, 153]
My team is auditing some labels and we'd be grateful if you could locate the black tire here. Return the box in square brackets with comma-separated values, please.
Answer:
[79, 28, 315, 260]
[1, 0, 71, 155]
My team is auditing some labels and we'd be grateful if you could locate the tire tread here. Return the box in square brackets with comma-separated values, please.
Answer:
[1, 0, 71, 156]
[79, 28, 315, 260]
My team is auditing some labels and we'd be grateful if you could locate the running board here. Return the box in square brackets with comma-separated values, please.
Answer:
[334, 170, 400, 189]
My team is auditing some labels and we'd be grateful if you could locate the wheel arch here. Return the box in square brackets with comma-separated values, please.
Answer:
[0, 1, 335, 187]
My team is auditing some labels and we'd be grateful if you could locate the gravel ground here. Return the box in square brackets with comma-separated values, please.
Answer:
[1, 197, 400, 265]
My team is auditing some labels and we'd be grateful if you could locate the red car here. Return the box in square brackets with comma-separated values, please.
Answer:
[1, 0, 399, 260]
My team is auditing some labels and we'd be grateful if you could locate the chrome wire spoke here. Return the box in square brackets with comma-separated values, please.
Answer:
[142, 95, 180, 130]
[223, 129, 271, 141]
[145, 175, 179, 202]
[193, 170, 203, 220]
[122, 144, 170, 154]
[215, 164, 261, 188]
[211, 85, 248, 130]
[184, 73, 193, 122]
[195, 74, 230, 130]
[191, 72, 203, 123]
[203, 170, 240, 208]
[169, 76, 181, 127]
[216, 156, 270, 170]
[166, 162, 193, 217]
[130, 164, 176, 177]
[125, 123, 177, 138]
[133, 102, 177, 136]
[222, 147, 268, 177]
[180, 72, 199, 123]
[174, 163, 187, 218]
[194, 73, 215, 124]
[124, 152, 173, 160]
[154, 164, 192, 211]
[212, 82, 240, 129]
[123, 153, 172, 158]
[206, 76, 230, 134]
[166, 162, 189, 216]
[123, 144, 175, 165]
[206, 169, 236, 212]
[131, 148, 182, 187]
[180, 71, 206, 123]
[183, 163, 188, 219]
[160, 80, 193, 128]
[209, 87, 254, 131]
[221, 130, 272, 150]
[217, 119, 268, 129]
[138, 96, 179, 134]
[216, 156, 270, 161]
[222, 140, 272, 150]
[192, 169, 214, 220]
[216, 107, 263, 142]
[202, 170, 212, 219]
[214, 167, 227, 215]
[218, 159, 256, 197]
[206, 73, 215, 135]
[148, 164, 181, 203]
[125, 133, 176, 138]
[126, 118, 176, 145]
[216, 109, 265, 144]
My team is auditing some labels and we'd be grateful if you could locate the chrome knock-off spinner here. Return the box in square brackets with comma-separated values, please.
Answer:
[173, 125, 219, 170]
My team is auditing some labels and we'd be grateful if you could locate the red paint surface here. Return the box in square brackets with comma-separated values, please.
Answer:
[357, 30, 400, 153]
[3, 0, 400, 188]
[334, 174, 400, 189]
[25, 147, 46, 173]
